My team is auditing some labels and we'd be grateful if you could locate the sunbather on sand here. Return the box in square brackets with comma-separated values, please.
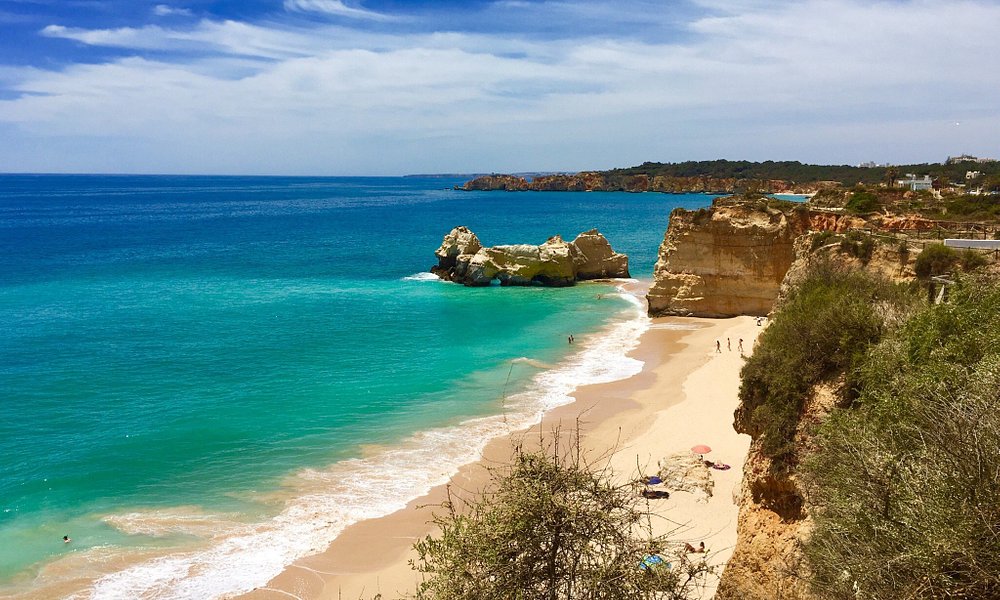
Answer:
[684, 542, 705, 553]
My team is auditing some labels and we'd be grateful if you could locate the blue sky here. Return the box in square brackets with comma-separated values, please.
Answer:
[0, 0, 997, 175]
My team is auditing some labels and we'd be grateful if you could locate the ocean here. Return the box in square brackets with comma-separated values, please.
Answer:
[0, 175, 716, 598]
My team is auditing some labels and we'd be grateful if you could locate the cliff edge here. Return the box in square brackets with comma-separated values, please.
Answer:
[647, 199, 804, 317]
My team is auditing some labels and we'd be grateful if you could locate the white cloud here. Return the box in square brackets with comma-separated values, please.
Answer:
[283, 0, 394, 21]
[153, 5, 193, 17]
[6, 1, 1000, 174]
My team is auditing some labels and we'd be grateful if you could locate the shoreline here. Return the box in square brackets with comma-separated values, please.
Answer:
[241, 306, 759, 599]
[1, 280, 650, 600]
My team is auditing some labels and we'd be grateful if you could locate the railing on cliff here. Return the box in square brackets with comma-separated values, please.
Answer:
[846, 224, 1000, 256]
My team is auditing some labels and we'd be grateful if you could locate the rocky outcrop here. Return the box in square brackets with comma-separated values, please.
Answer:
[656, 452, 714, 502]
[431, 227, 629, 286]
[571, 229, 630, 280]
[716, 382, 841, 600]
[645, 198, 894, 317]
[646, 200, 807, 317]
[461, 174, 530, 191]
[778, 232, 916, 306]
[458, 173, 795, 194]
[719, 232, 920, 599]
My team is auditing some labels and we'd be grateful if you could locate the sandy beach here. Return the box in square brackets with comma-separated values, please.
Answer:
[239, 313, 759, 600]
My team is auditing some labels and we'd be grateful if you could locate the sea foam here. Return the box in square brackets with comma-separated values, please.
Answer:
[401, 271, 442, 282]
[84, 285, 650, 600]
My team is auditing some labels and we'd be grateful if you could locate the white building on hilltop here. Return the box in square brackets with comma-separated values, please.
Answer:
[897, 174, 933, 191]
[947, 154, 998, 165]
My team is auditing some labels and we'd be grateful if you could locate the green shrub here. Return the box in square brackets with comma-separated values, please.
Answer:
[737, 263, 915, 463]
[845, 189, 880, 214]
[960, 248, 988, 271]
[914, 243, 958, 278]
[413, 437, 712, 600]
[838, 231, 876, 262]
[810, 230, 837, 251]
[802, 276, 1000, 599]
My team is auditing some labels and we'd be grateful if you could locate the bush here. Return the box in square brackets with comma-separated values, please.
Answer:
[845, 189, 880, 214]
[914, 243, 958, 278]
[802, 277, 1000, 599]
[960, 248, 988, 271]
[838, 231, 875, 263]
[736, 263, 915, 463]
[412, 436, 712, 600]
[810, 231, 836, 251]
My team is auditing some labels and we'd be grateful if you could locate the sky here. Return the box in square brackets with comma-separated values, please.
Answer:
[0, 0, 998, 175]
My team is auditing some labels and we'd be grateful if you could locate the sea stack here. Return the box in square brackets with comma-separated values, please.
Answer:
[431, 227, 629, 286]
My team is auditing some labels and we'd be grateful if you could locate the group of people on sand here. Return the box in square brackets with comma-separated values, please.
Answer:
[715, 337, 744, 354]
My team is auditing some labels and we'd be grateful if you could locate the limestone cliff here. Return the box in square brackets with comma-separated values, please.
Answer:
[571, 229, 630, 280]
[646, 200, 805, 317]
[716, 381, 840, 600]
[430, 227, 629, 286]
[718, 232, 919, 599]
[646, 199, 880, 317]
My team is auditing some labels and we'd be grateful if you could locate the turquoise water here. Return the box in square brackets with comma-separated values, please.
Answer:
[0, 176, 716, 597]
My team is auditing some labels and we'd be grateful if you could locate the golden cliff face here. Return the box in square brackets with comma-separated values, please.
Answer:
[646, 201, 805, 317]
[646, 200, 879, 318]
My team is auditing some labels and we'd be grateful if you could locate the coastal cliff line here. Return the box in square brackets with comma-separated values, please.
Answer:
[430, 226, 629, 286]
[650, 192, 1000, 598]
[458, 172, 798, 194]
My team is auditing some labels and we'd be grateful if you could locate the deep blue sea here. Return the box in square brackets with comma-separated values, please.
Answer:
[0, 175, 716, 598]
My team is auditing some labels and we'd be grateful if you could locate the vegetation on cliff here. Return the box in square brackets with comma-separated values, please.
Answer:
[609, 159, 1000, 187]
[803, 275, 1000, 599]
[738, 262, 1000, 598]
[412, 437, 711, 600]
[736, 265, 916, 463]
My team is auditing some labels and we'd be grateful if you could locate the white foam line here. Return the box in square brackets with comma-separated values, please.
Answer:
[87, 283, 651, 600]
[401, 272, 441, 282]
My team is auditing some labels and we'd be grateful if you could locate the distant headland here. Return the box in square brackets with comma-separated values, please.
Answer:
[456, 158, 1000, 194]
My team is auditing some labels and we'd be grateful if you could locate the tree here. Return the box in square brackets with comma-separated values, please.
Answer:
[411, 432, 712, 600]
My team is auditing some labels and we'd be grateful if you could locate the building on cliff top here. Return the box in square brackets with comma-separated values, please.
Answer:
[896, 174, 933, 191]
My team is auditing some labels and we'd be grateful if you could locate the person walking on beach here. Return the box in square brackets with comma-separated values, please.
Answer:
[727, 337, 731, 351]
[715, 340, 721, 353]
[738, 338, 744, 354]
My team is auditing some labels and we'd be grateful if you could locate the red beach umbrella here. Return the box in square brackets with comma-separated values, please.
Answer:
[691, 444, 712, 455]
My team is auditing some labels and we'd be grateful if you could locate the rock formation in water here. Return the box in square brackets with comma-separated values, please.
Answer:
[430, 227, 629, 286]
[571, 229, 631, 280]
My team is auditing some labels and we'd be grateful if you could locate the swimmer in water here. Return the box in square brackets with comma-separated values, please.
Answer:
[63, 535, 71, 544]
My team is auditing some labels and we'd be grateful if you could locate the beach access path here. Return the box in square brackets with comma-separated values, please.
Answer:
[240, 314, 760, 600]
